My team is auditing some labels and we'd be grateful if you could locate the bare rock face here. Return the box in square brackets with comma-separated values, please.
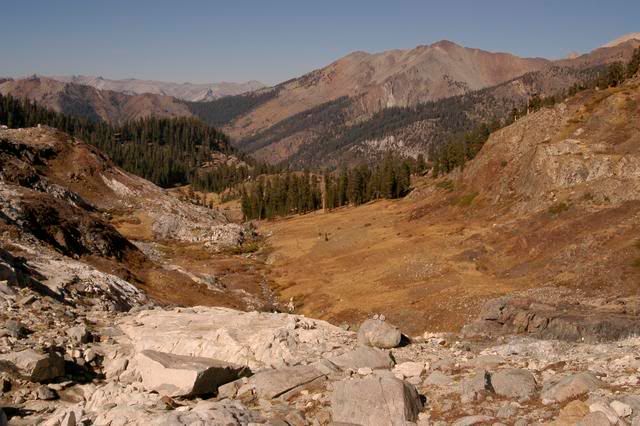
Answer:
[331, 375, 423, 425]
[135, 350, 251, 397]
[0, 349, 64, 382]
[357, 318, 402, 349]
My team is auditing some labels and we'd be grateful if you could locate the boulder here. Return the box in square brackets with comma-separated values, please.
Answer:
[0, 408, 6, 426]
[357, 319, 402, 349]
[610, 400, 632, 418]
[541, 372, 604, 404]
[36, 385, 57, 400]
[66, 325, 91, 344]
[425, 371, 454, 386]
[135, 350, 251, 397]
[589, 401, 619, 424]
[490, 369, 537, 400]
[331, 376, 423, 425]
[5, 320, 28, 338]
[577, 411, 612, 426]
[460, 370, 492, 397]
[329, 346, 395, 371]
[0, 349, 65, 382]
[248, 365, 325, 399]
[553, 400, 590, 425]
[393, 361, 425, 379]
[453, 415, 496, 426]
[103, 357, 129, 380]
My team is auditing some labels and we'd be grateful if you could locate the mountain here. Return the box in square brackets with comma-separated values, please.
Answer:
[221, 40, 549, 141]
[2, 36, 639, 169]
[601, 32, 640, 48]
[192, 38, 639, 167]
[0, 76, 193, 124]
[49, 75, 265, 102]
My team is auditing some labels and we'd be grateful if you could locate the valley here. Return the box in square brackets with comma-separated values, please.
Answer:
[1, 18, 640, 425]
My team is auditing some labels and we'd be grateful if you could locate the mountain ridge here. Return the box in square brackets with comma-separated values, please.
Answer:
[45, 74, 265, 102]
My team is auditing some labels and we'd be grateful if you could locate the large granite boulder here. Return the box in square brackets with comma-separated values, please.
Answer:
[135, 350, 251, 397]
[541, 372, 604, 404]
[491, 368, 537, 401]
[331, 375, 423, 425]
[0, 349, 64, 382]
[119, 307, 354, 369]
[357, 319, 402, 349]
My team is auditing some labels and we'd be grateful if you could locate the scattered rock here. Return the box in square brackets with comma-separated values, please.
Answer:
[331, 376, 423, 425]
[357, 318, 402, 349]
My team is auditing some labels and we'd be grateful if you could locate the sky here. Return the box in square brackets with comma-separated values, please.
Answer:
[2, 0, 639, 85]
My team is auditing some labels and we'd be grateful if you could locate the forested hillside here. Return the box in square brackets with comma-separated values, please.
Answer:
[0, 94, 231, 187]
[185, 89, 279, 128]
[240, 154, 415, 220]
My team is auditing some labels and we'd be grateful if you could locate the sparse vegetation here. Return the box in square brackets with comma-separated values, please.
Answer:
[457, 192, 478, 207]
[548, 201, 570, 215]
[436, 180, 454, 191]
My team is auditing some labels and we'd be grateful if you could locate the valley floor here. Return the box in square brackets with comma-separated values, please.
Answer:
[261, 197, 515, 334]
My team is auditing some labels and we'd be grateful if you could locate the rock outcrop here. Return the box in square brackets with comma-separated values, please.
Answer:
[464, 296, 640, 343]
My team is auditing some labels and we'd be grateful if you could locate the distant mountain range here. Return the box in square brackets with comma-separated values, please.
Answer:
[2, 33, 639, 167]
[47, 75, 264, 102]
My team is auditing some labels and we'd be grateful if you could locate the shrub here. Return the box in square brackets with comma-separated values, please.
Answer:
[548, 202, 570, 215]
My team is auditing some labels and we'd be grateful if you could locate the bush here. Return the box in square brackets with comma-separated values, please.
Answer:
[548, 202, 570, 215]
[436, 180, 454, 191]
[457, 192, 478, 207]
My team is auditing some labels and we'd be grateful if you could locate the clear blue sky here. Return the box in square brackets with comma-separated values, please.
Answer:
[2, 0, 638, 85]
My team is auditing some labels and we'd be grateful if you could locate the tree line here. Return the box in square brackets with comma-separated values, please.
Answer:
[240, 154, 413, 220]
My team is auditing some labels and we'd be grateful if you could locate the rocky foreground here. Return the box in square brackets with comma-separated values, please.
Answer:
[1, 269, 640, 426]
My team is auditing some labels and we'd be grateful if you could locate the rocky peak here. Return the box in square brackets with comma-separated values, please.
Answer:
[601, 32, 640, 48]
